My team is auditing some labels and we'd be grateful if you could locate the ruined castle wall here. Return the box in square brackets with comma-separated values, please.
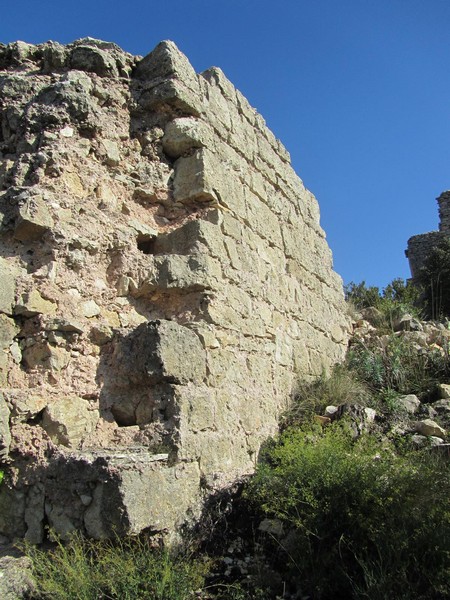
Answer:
[406, 232, 445, 279]
[438, 191, 450, 232]
[0, 39, 349, 542]
[406, 190, 450, 279]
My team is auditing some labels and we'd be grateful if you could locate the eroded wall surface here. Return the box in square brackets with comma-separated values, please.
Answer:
[0, 38, 349, 541]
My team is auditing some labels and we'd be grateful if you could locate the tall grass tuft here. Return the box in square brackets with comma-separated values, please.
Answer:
[24, 533, 206, 600]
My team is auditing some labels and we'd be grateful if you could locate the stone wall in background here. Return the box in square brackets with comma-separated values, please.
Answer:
[406, 190, 450, 279]
[0, 38, 349, 542]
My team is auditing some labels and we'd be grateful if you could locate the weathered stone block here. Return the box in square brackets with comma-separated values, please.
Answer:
[70, 45, 119, 77]
[84, 460, 200, 539]
[162, 117, 212, 158]
[134, 40, 198, 85]
[100, 139, 120, 166]
[154, 218, 224, 259]
[6, 390, 47, 425]
[173, 149, 217, 204]
[111, 320, 206, 386]
[14, 196, 54, 242]
[42, 397, 98, 447]
[0, 258, 18, 315]
[14, 290, 57, 317]
[0, 314, 19, 349]
[135, 41, 202, 114]
[137, 254, 221, 295]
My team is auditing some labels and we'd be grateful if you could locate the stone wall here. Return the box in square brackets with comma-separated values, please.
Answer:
[0, 38, 349, 542]
[406, 191, 450, 278]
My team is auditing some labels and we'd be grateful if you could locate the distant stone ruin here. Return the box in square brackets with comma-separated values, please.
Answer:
[406, 190, 450, 278]
[0, 38, 349, 542]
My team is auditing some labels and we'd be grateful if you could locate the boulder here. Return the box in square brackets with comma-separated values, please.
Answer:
[0, 555, 35, 600]
[393, 314, 423, 332]
[431, 399, 450, 415]
[70, 44, 119, 77]
[324, 405, 339, 419]
[437, 383, 450, 400]
[414, 419, 446, 439]
[397, 394, 421, 414]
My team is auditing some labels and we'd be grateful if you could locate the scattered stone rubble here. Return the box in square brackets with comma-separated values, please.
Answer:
[326, 311, 450, 448]
[0, 38, 349, 543]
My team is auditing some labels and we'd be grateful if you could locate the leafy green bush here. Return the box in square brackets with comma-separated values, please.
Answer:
[247, 423, 450, 600]
[25, 534, 206, 600]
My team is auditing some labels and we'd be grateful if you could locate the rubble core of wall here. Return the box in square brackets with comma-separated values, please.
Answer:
[406, 190, 450, 278]
[0, 38, 349, 542]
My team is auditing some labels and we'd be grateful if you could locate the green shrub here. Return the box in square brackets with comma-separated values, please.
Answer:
[25, 534, 206, 600]
[247, 423, 450, 600]
[345, 281, 382, 309]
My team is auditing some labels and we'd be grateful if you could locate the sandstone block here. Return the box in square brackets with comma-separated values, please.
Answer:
[414, 419, 446, 438]
[398, 394, 421, 414]
[245, 189, 283, 248]
[42, 396, 98, 447]
[14, 290, 57, 317]
[135, 41, 202, 114]
[173, 149, 217, 204]
[0, 314, 19, 349]
[162, 117, 212, 158]
[100, 139, 120, 166]
[154, 218, 224, 259]
[111, 320, 206, 386]
[135, 40, 198, 84]
[84, 460, 200, 538]
[70, 45, 119, 77]
[0, 259, 17, 315]
[14, 196, 54, 242]
[137, 254, 221, 295]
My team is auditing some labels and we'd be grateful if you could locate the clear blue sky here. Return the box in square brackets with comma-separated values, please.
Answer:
[2, 0, 450, 289]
